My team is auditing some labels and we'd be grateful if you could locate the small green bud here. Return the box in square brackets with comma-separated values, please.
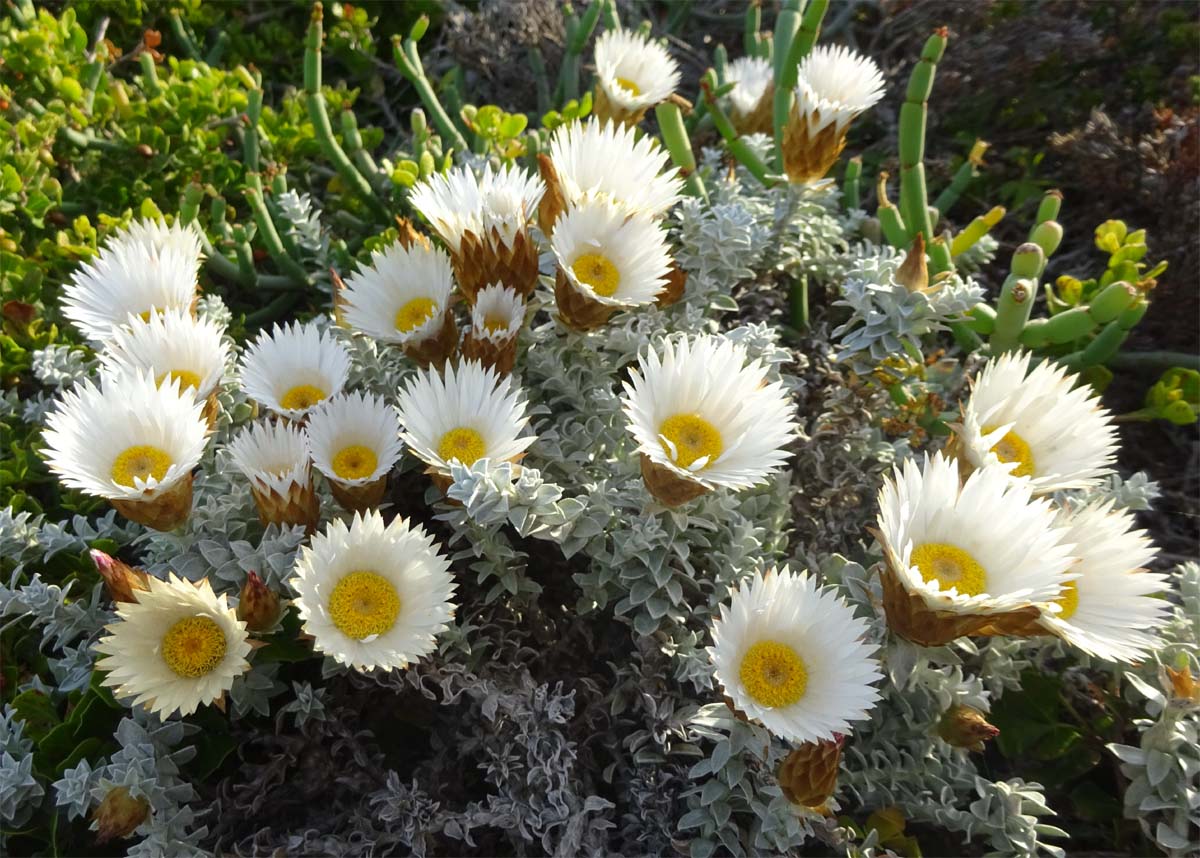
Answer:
[410, 108, 427, 135]
[1010, 243, 1044, 278]
[937, 704, 999, 751]
[419, 150, 435, 179]
[1089, 281, 1137, 324]
[409, 14, 430, 43]
[1030, 220, 1063, 258]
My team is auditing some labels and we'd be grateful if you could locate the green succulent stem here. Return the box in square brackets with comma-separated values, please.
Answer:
[950, 205, 1004, 257]
[744, 0, 762, 55]
[655, 102, 708, 201]
[243, 88, 262, 173]
[928, 234, 954, 276]
[139, 51, 162, 97]
[390, 21, 469, 155]
[556, 0, 603, 104]
[339, 108, 383, 184]
[601, 0, 620, 30]
[770, 0, 803, 171]
[528, 47, 552, 116]
[1033, 189, 1063, 228]
[245, 175, 313, 288]
[1110, 351, 1200, 372]
[876, 172, 909, 248]
[713, 43, 729, 84]
[990, 243, 1045, 352]
[932, 138, 987, 218]
[842, 156, 862, 211]
[205, 31, 230, 66]
[306, 4, 389, 220]
[168, 10, 202, 61]
[702, 73, 775, 186]
[791, 274, 809, 331]
[899, 28, 947, 243]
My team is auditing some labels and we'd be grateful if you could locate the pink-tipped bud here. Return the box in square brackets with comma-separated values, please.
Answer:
[937, 703, 1000, 751]
[90, 550, 149, 604]
[237, 571, 281, 631]
[92, 786, 150, 843]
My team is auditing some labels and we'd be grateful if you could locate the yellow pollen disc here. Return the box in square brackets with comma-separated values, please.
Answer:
[571, 252, 621, 297]
[111, 444, 172, 487]
[615, 76, 642, 96]
[161, 615, 227, 678]
[394, 297, 437, 333]
[437, 427, 486, 466]
[739, 640, 808, 708]
[328, 571, 401, 640]
[1054, 580, 1080, 621]
[912, 543, 988, 596]
[156, 369, 202, 392]
[483, 313, 510, 334]
[658, 413, 723, 469]
[983, 424, 1036, 478]
[280, 384, 326, 411]
[331, 444, 378, 480]
[138, 310, 155, 322]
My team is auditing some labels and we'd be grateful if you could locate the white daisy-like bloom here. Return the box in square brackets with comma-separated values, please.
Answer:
[959, 351, 1119, 493]
[395, 359, 535, 476]
[227, 418, 311, 497]
[42, 369, 209, 502]
[547, 118, 683, 220]
[95, 573, 251, 718]
[97, 308, 229, 402]
[408, 163, 544, 254]
[305, 391, 404, 488]
[469, 284, 524, 343]
[621, 335, 799, 491]
[593, 28, 680, 115]
[290, 511, 457, 672]
[239, 321, 351, 421]
[709, 566, 882, 744]
[62, 219, 203, 343]
[1036, 502, 1169, 662]
[551, 197, 672, 308]
[339, 240, 455, 345]
[725, 55, 774, 121]
[877, 452, 1077, 616]
[793, 44, 886, 136]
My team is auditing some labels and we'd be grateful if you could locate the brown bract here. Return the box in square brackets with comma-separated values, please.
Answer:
[111, 471, 194, 531]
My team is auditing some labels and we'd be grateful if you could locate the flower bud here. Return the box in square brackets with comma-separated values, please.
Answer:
[237, 570, 281, 631]
[895, 233, 929, 293]
[92, 786, 150, 843]
[937, 703, 999, 751]
[90, 550, 149, 604]
[777, 735, 843, 808]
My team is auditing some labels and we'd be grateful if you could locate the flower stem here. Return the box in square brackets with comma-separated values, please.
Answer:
[656, 102, 708, 201]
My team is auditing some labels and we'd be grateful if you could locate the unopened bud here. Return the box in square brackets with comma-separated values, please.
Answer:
[895, 233, 929, 293]
[394, 216, 429, 251]
[937, 703, 999, 751]
[537, 153, 566, 237]
[777, 735, 844, 807]
[655, 261, 687, 308]
[93, 786, 150, 843]
[90, 550, 149, 603]
[237, 571, 281, 631]
[1161, 657, 1199, 706]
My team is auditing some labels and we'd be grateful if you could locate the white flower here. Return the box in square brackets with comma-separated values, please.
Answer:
[61, 219, 203, 344]
[95, 574, 251, 718]
[396, 359, 534, 476]
[290, 511, 456, 672]
[709, 566, 881, 744]
[469, 284, 524, 343]
[621, 335, 798, 491]
[876, 452, 1077, 616]
[409, 163, 544, 253]
[793, 45, 885, 136]
[97, 308, 230, 402]
[239, 321, 351, 421]
[547, 118, 682, 219]
[593, 28, 680, 113]
[1037, 502, 1169, 662]
[339, 241, 455, 345]
[725, 56, 773, 120]
[227, 418, 311, 498]
[305, 391, 404, 487]
[42, 370, 209, 502]
[959, 351, 1118, 493]
[551, 197, 672, 307]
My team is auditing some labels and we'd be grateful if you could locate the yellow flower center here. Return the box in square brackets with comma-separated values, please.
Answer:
[912, 543, 988, 596]
[161, 615, 227, 678]
[138, 309, 156, 322]
[280, 384, 326, 411]
[331, 444, 378, 480]
[1054, 580, 1080, 621]
[437, 427, 486, 466]
[483, 313, 511, 334]
[111, 445, 172, 487]
[983, 424, 1036, 478]
[615, 76, 642, 96]
[571, 252, 620, 297]
[156, 369, 203, 392]
[328, 571, 401, 640]
[658, 413, 723, 469]
[739, 640, 808, 708]
[394, 297, 437, 333]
